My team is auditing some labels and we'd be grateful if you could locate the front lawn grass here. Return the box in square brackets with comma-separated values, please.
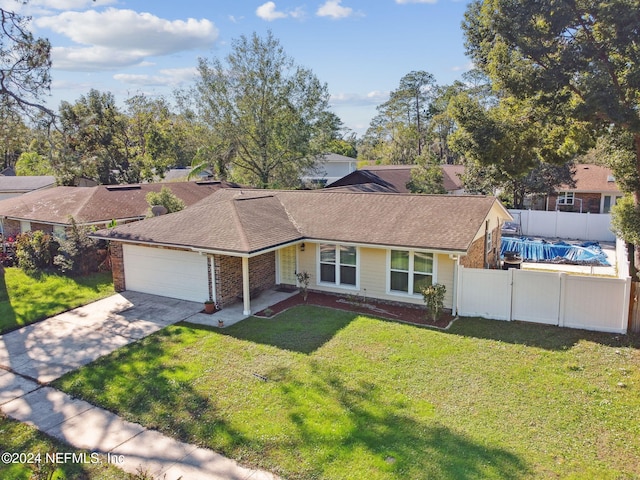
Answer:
[0, 267, 114, 334]
[54, 306, 640, 479]
[0, 413, 132, 479]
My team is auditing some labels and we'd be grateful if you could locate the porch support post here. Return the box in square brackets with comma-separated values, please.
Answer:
[242, 256, 251, 315]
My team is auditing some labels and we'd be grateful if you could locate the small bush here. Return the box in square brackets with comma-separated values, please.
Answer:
[15, 231, 58, 274]
[296, 271, 311, 301]
[420, 283, 446, 322]
[54, 218, 99, 276]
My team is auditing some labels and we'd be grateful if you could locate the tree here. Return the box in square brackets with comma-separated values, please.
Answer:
[406, 154, 446, 194]
[0, 3, 54, 119]
[15, 149, 53, 176]
[53, 217, 98, 276]
[56, 89, 132, 185]
[449, 90, 587, 207]
[463, 0, 640, 269]
[189, 31, 331, 188]
[145, 187, 185, 216]
[361, 71, 436, 165]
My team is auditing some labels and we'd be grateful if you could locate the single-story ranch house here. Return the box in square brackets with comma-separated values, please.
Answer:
[93, 189, 511, 316]
[0, 181, 239, 239]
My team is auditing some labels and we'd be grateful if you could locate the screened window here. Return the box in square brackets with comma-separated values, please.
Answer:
[390, 250, 434, 295]
[319, 244, 357, 287]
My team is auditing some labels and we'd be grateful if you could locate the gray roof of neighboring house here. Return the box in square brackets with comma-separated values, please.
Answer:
[0, 181, 240, 225]
[94, 188, 506, 255]
[0, 175, 56, 193]
[328, 164, 465, 193]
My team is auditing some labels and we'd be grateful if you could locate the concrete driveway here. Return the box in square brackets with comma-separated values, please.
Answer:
[0, 292, 279, 479]
[0, 291, 203, 386]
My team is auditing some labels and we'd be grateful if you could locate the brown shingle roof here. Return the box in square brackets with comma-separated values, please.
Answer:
[96, 189, 504, 254]
[560, 164, 621, 193]
[0, 181, 239, 225]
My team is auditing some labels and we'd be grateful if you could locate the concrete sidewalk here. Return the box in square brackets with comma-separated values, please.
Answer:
[1, 382, 277, 479]
[0, 292, 279, 480]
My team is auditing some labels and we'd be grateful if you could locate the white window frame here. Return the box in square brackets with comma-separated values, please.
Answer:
[557, 191, 574, 205]
[317, 243, 359, 290]
[386, 249, 437, 298]
[486, 230, 493, 254]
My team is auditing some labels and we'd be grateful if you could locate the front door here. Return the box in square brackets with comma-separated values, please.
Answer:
[279, 245, 297, 285]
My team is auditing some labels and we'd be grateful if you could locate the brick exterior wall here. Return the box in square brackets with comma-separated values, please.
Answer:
[548, 193, 602, 213]
[3, 219, 21, 237]
[460, 225, 501, 269]
[110, 242, 126, 292]
[213, 252, 276, 307]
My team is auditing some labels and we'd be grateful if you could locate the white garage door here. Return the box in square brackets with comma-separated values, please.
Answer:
[123, 244, 209, 303]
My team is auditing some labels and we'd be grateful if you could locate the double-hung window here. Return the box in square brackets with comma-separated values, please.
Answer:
[389, 250, 434, 295]
[319, 244, 357, 287]
[557, 192, 574, 205]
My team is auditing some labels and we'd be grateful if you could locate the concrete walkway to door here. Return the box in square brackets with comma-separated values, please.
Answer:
[0, 291, 279, 479]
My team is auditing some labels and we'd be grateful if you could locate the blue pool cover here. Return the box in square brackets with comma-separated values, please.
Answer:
[501, 237, 610, 266]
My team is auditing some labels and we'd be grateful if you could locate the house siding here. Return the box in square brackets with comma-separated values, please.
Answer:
[548, 192, 603, 213]
[297, 243, 455, 309]
[460, 224, 501, 269]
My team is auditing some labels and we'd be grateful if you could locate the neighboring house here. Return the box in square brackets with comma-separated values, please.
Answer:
[0, 180, 239, 238]
[0, 176, 56, 201]
[328, 164, 466, 194]
[93, 189, 511, 315]
[301, 153, 358, 186]
[546, 164, 623, 213]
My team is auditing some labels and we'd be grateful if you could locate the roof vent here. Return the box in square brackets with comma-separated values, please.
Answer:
[607, 175, 615, 182]
[105, 185, 141, 191]
[151, 205, 168, 216]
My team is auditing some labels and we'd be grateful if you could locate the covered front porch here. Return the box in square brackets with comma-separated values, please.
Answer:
[188, 286, 300, 328]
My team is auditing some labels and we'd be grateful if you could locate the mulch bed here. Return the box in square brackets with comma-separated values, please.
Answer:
[254, 291, 455, 330]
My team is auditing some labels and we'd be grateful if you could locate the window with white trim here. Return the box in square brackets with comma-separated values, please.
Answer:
[486, 230, 493, 254]
[319, 244, 357, 287]
[389, 250, 434, 295]
[557, 192, 574, 205]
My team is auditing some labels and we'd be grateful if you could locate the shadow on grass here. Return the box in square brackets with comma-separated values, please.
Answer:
[449, 316, 640, 350]
[53, 326, 250, 450]
[0, 270, 17, 332]
[220, 305, 359, 354]
[277, 361, 529, 479]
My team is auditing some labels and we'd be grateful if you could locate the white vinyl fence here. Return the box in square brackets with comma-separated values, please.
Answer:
[509, 209, 615, 242]
[457, 238, 632, 334]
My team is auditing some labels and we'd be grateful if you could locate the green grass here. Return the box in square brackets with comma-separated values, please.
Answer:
[0, 267, 114, 334]
[54, 306, 640, 479]
[0, 413, 132, 479]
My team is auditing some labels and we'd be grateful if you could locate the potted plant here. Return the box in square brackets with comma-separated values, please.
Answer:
[204, 299, 216, 314]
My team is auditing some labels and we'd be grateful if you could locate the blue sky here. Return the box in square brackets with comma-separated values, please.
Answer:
[4, 0, 473, 135]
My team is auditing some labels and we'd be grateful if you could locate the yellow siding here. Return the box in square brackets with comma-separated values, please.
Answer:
[296, 243, 456, 309]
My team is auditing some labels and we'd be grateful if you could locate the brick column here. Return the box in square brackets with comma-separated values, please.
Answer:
[110, 242, 126, 291]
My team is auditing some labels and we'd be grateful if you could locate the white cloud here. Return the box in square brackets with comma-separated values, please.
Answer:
[114, 67, 198, 88]
[256, 2, 288, 21]
[35, 8, 218, 71]
[316, 0, 354, 19]
[330, 90, 389, 107]
[256, 2, 305, 21]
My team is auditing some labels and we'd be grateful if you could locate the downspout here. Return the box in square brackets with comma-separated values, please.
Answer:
[484, 219, 489, 269]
